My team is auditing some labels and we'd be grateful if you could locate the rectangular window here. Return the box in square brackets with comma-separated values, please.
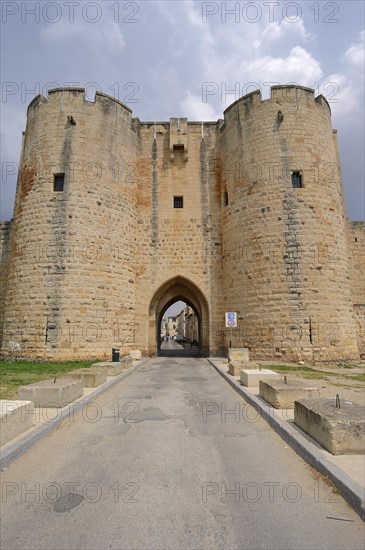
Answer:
[291, 171, 302, 188]
[174, 196, 183, 208]
[224, 191, 229, 206]
[54, 173, 65, 192]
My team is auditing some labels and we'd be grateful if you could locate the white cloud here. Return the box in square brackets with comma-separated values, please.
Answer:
[321, 73, 355, 118]
[244, 46, 322, 89]
[145, 2, 323, 118]
[180, 91, 221, 120]
[325, 31, 365, 123]
[40, 20, 125, 55]
[344, 30, 364, 68]
[149, 1, 318, 106]
[1, 1, 363, 219]
[254, 19, 310, 50]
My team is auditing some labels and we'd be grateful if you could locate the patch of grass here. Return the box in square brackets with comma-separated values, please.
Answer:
[333, 383, 364, 390]
[344, 373, 365, 382]
[0, 360, 99, 400]
[266, 364, 314, 372]
[266, 365, 338, 380]
[336, 363, 358, 369]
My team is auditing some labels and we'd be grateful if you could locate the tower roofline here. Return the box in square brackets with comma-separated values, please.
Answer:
[223, 84, 331, 117]
[27, 87, 133, 114]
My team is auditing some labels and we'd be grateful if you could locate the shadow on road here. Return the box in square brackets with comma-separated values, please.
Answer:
[158, 341, 201, 357]
[158, 349, 201, 357]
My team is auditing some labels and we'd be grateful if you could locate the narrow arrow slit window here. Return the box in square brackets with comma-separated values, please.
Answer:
[54, 173, 65, 192]
[174, 196, 184, 208]
[291, 171, 303, 188]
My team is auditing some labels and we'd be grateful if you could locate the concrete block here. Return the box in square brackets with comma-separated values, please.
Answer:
[62, 367, 107, 388]
[120, 355, 133, 368]
[228, 348, 249, 363]
[240, 369, 280, 387]
[294, 398, 365, 455]
[105, 362, 125, 376]
[91, 356, 132, 375]
[259, 378, 320, 409]
[229, 361, 257, 376]
[18, 379, 83, 408]
[0, 400, 35, 446]
[241, 361, 258, 370]
[228, 362, 241, 376]
[130, 350, 142, 360]
[90, 365, 108, 374]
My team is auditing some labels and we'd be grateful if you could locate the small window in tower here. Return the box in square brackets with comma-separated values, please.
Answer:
[224, 191, 229, 206]
[291, 171, 302, 188]
[174, 196, 184, 208]
[54, 173, 65, 192]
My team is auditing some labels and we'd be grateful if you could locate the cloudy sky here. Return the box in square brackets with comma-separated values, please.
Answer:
[0, 0, 364, 222]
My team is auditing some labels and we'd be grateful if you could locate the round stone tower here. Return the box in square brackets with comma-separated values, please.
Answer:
[219, 85, 359, 362]
[3, 88, 138, 360]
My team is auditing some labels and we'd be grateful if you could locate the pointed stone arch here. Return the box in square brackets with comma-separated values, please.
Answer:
[148, 276, 210, 356]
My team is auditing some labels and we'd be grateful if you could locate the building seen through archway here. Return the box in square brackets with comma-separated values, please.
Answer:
[160, 302, 200, 355]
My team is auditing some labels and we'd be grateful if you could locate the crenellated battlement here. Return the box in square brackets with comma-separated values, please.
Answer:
[223, 85, 331, 118]
[27, 87, 133, 118]
[0, 220, 13, 231]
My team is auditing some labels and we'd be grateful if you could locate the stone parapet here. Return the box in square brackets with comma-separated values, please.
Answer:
[259, 378, 320, 409]
[18, 379, 83, 408]
[61, 367, 107, 388]
[0, 400, 35, 446]
[295, 398, 365, 455]
[240, 369, 279, 387]
[92, 355, 133, 375]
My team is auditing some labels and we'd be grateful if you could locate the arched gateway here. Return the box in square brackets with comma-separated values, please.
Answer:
[148, 277, 210, 356]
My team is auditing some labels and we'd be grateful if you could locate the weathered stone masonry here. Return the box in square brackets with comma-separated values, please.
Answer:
[0, 85, 363, 361]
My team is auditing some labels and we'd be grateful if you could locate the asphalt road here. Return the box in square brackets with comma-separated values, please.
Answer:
[1, 355, 364, 550]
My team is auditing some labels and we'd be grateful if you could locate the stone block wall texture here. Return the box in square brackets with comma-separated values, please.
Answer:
[0, 85, 363, 361]
[220, 86, 360, 362]
[347, 221, 365, 356]
[0, 221, 13, 350]
[2, 89, 137, 360]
